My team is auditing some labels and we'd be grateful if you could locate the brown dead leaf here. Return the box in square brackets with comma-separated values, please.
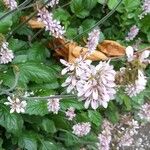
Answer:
[98, 40, 125, 56]
[21, 16, 45, 29]
[72, 46, 108, 61]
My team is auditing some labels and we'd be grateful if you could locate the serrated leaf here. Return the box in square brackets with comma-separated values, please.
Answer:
[17, 62, 57, 85]
[0, 104, 23, 135]
[61, 99, 84, 110]
[27, 43, 48, 62]
[18, 131, 37, 150]
[40, 118, 56, 133]
[88, 110, 102, 126]
[25, 100, 49, 116]
[39, 141, 57, 150]
[0, 12, 12, 33]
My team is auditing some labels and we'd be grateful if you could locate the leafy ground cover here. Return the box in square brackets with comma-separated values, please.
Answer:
[0, 0, 150, 149]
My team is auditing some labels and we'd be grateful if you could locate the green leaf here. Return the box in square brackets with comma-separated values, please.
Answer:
[54, 8, 70, 22]
[40, 118, 56, 133]
[27, 42, 49, 62]
[18, 131, 37, 150]
[61, 99, 84, 110]
[105, 102, 119, 124]
[0, 104, 23, 135]
[17, 62, 57, 85]
[70, 0, 97, 16]
[88, 110, 102, 126]
[0, 12, 12, 33]
[25, 100, 49, 116]
[39, 141, 57, 150]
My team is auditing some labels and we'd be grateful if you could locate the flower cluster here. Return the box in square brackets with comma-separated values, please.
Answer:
[125, 25, 139, 41]
[139, 0, 150, 19]
[124, 46, 149, 97]
[3, 0, 17, 10]
[61, 57, 116, 109]
[97, 120, 113, 150]
[47, 0, 59, 7]
[72, 122, 91, 137]
[0, 41, 14, 64]
[87, 28, 100, 54]
[117, 117, 139, 147]
[65, 107, 76, 120]
[138, 103, 150, 122]
[38, 8, 65, 38]
[47, 97, 60, 114]
[4, 95, 27, 113]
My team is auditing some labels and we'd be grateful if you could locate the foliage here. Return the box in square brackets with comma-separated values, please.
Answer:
[0, 0, 149, 149]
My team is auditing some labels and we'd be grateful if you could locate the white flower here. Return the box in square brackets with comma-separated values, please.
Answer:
[77, 61, 116, 109]
[47, 97, 60, 114]
[125, 70, 147, 97]
[0, 42, 14, 64]
[125, 25, 139, 41]
[4, 96, 27, 113]
[47, 0, 59, 7]
[72, 122, 91, 137]
[125, 46, 134, 62]
[87, 28, 100, 54]
[125, 46, 149, 63]
[3, 0, 17, 10]
[65, 107, 76, 120]
[138, 103, 150, 122]
[38, 8, 65, 38]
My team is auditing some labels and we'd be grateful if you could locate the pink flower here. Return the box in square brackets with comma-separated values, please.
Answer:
[47, 97, 60, 114]
[0, 42, 14, 64]
[97, 120, 113, 150]
[47, 0, 59, 7]
[125, 25, 139, 41]
[125, 70, 147, 97]
[38, 8, 65, 38]
[72, 122, 91, 137]
[4, 95, 27, 113]
[77, 61, 116, 109]
[3, 0, 17, 10]
[87, 28, 100, 54]
[138, 103, 150, 122]
[65, 107, 76, 120]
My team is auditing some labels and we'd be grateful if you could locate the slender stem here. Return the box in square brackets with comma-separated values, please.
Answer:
[6, 0, 52, 40]
[23, 95, 76, 100]
[0, 70, 19, 95]
[72, 0, 123, 40]
[0, 0, 32, 21]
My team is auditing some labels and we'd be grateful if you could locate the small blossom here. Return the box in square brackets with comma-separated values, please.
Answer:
[47, 97, 60, 114]
[77, 61, 116, 109]
[125, 46, 134, 62]
[97, 120, 113, 150]
[3, 0, 17, 10]
[60, 57, 91, 93]
[139, 0, 150, 18]
[87, 28, 100, 54]
[47, 0, 59, 7]
[65, 107, 76, 120]
[125, 70, 147, 97]
[4, 95, 27, 113]
[72, 122, 91, 137]
[0, 42, 14, 64]
[38, 8, 65, 38]
[138, 103, 150, 122]
[125, 25, 139, 41]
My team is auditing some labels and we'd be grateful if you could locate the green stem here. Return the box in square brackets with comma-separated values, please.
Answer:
[72, 0, 123, 40]
[23, 95, 76, 100]
[0, 0, 32, 21]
